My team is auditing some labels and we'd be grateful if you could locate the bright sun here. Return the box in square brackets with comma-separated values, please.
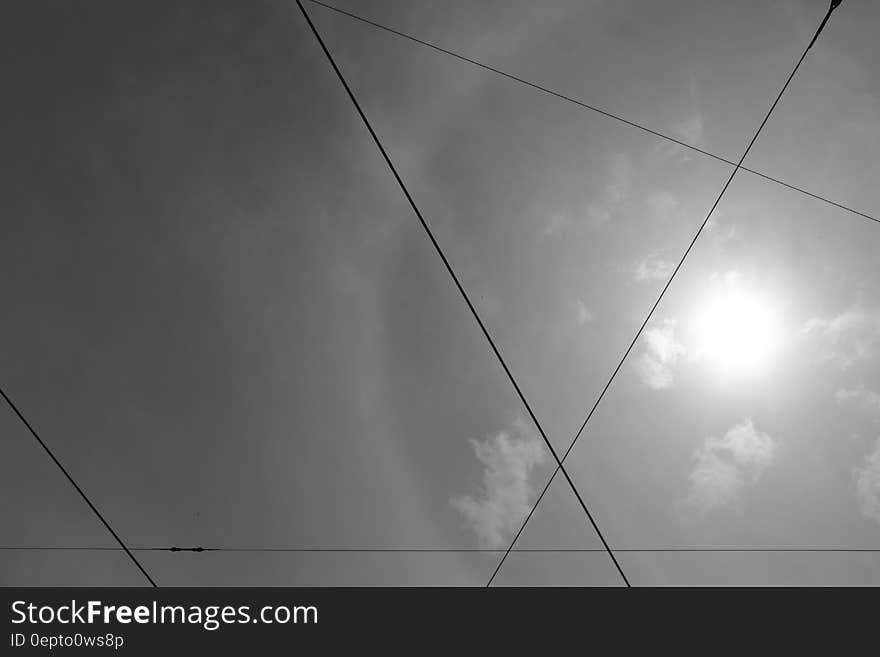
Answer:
[691, 277, 781, 376]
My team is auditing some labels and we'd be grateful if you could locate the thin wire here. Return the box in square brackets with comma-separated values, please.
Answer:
[0, 386, 158, 587]
[4, 546, 880, 553]
[306, 0, 877, 227]
[295, 0, 630, 587]
[488, 0, 845, 586]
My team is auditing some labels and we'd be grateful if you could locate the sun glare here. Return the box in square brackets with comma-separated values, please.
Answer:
[691, 276, 781, 377]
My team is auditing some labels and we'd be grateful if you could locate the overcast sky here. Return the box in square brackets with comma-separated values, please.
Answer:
[2, 0, 879, 586]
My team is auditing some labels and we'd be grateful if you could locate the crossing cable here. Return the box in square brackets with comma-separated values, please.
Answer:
[295, 0, 630, 587]
[487, 0, 846, 587]
[306, 0, 877, 227]
[0, 386, 158, 587]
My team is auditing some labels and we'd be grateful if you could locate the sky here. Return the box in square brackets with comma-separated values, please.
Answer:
[1, 0, 879, 586]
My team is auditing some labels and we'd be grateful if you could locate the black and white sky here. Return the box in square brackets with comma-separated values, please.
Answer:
[2, 0, 880, 586]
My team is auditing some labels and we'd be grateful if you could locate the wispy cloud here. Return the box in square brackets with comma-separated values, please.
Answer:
[580, 152, 631, 229]
[586, 201, 611, 227]
[605, 152, 631, 204]
[544, 153, 631, 234]
[855, 437, 880, 525]
[573, 298, 594, 326]
[648, 191, 680, 221]
[836, 385, 880, 416]
[801, 306, 880, 369]
[451, 417, 546, 549]
[705, 212, 737, 245]
[672, 112, 704, 146]
[678, 419, 777, 518]
[636, 318, 686, 390]
[541, 210, 572, 237]
[658, 73, 704, 161]
[632, 253, 675, 282]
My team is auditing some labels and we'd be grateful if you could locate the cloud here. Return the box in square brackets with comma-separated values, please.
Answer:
[586, 202, 611, 227]
[672, 112, 704, 147]
[679, 419, 777, 518]
[835, 385, 880, 416]
[633, 253, 675, 282]
[573, 298, 594, 326]
[451, 417, 546, 549]
[648, 191, 680, 221]
[855, 437, 880, 525]
[581, 153, 631, 229]
[541, 211, 572, 237]
[709, 269, 742, 287]
[605, 152, 631, 204]
[801, 306, 880, 369]
[545, 153, 632, 234]
[705, 212, 737, 245]
[636, 319, 686, 389]
[657, 74, 704, 160]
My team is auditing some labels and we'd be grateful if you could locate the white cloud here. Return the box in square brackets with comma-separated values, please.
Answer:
[709, 269, 742, 287]
[678, 419, 777, 518]
[606, 152, 631, 204]
[451, 417, 546, 549]
[657, 74, 704, 160]
[835, 385, 880, 416]
[855, 437, 880, 525]
[581, 153, 631, 229]
[801, 306, 880, 369]
[544, 153, 631, 234]
[586, 202, 611, 227]
[648, 191, 680, 221]
[573, 298, 594, 326]
[636, 319, 686, 389]
[542, 211, 572, 237]
[633, 253, 675, 282]
[672, 112, 704, 147]
[656, 112, 703, 161]
[705, 213, 737, 245]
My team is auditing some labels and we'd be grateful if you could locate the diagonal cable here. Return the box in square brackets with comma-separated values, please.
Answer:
[488, 0, 846, 586]
[0, 386, 157, 586]
[307, 0, 876, 227]
[295, 0, 630, 587]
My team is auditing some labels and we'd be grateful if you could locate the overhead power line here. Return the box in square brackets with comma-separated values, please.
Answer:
[0, 386, 157, 587]
[488, 0, 846, 586]
[306, 0, 877, 227]
[295, 0, 630, 587]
